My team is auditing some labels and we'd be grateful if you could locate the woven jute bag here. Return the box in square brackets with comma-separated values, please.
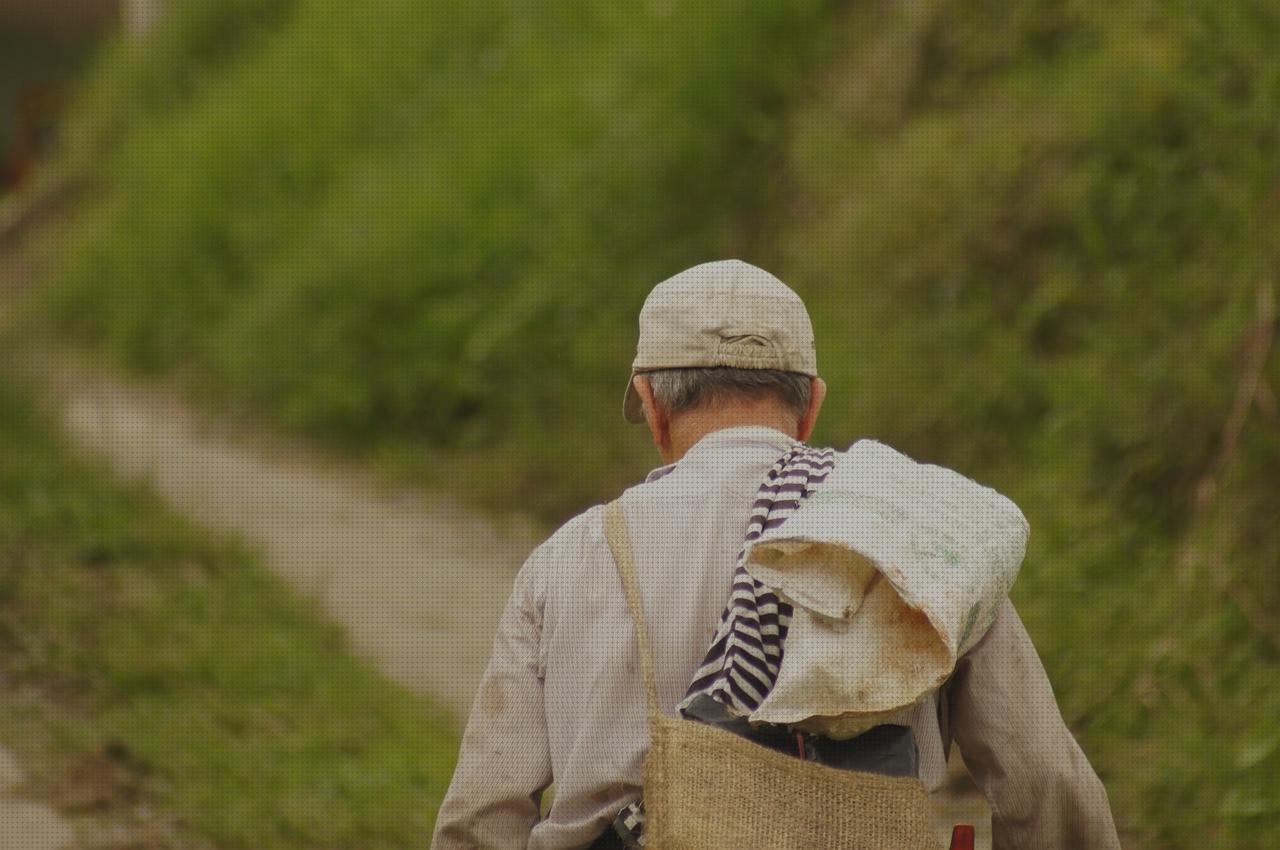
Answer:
[603, 500, 941, 850]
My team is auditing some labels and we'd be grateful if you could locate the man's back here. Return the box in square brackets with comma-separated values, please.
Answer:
[435, 427, 789, 847]
[436, 427, 957, 848]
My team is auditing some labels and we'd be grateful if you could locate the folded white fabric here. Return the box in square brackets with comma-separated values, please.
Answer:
[743, 439, 1029, 738]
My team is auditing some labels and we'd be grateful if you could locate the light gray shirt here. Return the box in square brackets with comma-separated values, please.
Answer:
[432, 426, 1121, 850]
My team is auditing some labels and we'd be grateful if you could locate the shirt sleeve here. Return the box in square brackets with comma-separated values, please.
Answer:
[431, 550, 553, 849]
[948, 598, 1122, 850]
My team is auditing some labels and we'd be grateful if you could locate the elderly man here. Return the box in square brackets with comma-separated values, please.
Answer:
[432, 260, 1121, 850]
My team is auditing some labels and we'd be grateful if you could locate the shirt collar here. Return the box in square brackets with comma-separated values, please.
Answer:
[643, 426, 799, 483]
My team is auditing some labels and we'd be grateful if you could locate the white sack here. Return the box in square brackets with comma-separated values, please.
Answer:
[743, 440, 1028, 737]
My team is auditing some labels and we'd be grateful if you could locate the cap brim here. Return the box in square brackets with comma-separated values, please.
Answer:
[623, 373, 645, 424]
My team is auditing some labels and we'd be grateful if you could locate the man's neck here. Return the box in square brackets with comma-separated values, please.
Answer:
[665, 404, 799, 463]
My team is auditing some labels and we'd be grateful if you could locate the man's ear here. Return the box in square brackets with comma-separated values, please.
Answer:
[632, 375, 672, 459]
[797, 376, 826, 442]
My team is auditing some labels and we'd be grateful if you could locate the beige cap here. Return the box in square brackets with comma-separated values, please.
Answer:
[623, 259, 818, 423]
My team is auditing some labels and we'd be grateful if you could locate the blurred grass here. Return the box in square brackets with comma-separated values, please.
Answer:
[17, 0, 1280, 846]
[0, 365, 458, 849]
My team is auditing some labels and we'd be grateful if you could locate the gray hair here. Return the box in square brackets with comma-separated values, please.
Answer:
[646, 367, 812, 419]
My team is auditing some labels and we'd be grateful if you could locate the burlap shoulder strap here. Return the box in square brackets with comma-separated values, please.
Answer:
[603, 499, 662, 719]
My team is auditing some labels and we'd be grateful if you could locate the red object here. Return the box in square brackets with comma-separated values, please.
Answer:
[949, 824, 975, 850]
[2, 85, 63, 192]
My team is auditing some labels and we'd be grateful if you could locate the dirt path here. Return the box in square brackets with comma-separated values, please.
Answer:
[44, 360, 540, 724]
[26, 356, 991, 847]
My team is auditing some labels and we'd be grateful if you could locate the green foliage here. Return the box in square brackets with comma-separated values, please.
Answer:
[0, 368, 457, 849]
[46, 0, 836, 458]
[32, 0, 1280, 846]
[59, 0, 298, 164]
